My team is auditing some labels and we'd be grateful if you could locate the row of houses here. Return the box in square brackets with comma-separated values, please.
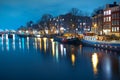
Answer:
[92, 2, 120, 37]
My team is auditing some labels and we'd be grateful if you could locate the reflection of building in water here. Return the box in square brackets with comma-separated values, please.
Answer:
[56, 42, 59, 62]
[60, 44, 64, 56]
[1, 37, 4, 51]
[102, 56, 112, 79]
[52, 41, 55, 57]
[118, 56, 120, 73]
[64, 48, 66, 56]
[12, 40, 15, 50]
[22, 38, 25, 49]
[79, 45, 82, 54]
[39, 38, 42, 50]
[43, 38, 47, 52]
[71, 54, 75, 66]
[27, 37, 29, 49]
[19, 38, 21, 49]
[34, 38, 37, 49]
[6, 39, 9, 51]
[92, 53, 98, 75]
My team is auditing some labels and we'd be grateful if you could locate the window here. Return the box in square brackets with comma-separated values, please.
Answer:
[106, 17, 109, 21]
[104, 11, 106, 15]
[117, 27, 119, 32]
[112, 21, 114, 25]
[109, 17, 111, 21]
[108, 10, 111, 15]
[117, 20, 119, 25]
[112, 27, 117, 32]
[104, 18, 106, 22]
[112, 27, 115, 32]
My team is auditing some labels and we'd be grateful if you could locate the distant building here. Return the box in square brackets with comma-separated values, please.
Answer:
[50, 13, 92, 33]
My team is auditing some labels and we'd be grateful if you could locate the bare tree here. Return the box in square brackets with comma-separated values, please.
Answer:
[70, 8, 79, 16]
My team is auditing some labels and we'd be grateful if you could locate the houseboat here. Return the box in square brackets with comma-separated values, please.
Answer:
[81, 32, 120, 52]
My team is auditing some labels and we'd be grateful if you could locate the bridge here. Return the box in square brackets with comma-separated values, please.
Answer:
[0, 29, 16, 40]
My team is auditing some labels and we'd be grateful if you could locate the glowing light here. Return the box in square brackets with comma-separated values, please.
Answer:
[92, 53, 98, 74]
[50, 38, 54, 42]
[71, 54, 75, 66]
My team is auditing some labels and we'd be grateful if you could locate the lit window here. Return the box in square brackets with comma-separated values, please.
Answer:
[108, 10, 111, 15]
[115, 27, 117, 32]
[117, 27, 119, 32]
[104, 11, 106, 15]
[109, 17, 111, 21]
[112, 27, 114, 32]
[83, 23, 86, 25]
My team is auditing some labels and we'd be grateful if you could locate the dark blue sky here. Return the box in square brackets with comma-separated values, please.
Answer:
[0, 0, 119, 30]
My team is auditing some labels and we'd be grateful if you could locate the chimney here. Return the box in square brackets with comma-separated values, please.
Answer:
[114, 2, 117, 5]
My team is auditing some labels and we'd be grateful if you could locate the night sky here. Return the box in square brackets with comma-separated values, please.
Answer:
[0, 0, 119, 30]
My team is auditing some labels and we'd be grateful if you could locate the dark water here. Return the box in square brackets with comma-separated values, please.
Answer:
[0, 37, 120, 80]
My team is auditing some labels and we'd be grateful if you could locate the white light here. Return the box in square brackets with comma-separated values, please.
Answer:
[60, 27, 64, 30]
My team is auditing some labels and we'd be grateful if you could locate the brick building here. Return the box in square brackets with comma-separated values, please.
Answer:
[103, 2, 120, 36]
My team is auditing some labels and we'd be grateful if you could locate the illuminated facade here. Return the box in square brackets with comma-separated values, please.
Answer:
[103, 2, 120, 36]
[111, 5, 120, 36]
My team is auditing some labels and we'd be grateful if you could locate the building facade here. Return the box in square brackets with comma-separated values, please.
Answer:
[92, 10, 103, 35]
[111, 5, 120, 36]
[103, 2, 120, 36]
[92, 2, 120, 36]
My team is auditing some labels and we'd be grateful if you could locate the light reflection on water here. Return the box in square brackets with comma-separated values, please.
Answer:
[0, 37, 119, 80]
[92, 53, 98, 75]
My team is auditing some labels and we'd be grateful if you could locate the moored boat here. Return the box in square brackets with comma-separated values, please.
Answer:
[81, 32, 120, 52]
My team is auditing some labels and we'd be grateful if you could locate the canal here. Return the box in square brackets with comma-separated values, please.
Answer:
[0, 37, 120, 80]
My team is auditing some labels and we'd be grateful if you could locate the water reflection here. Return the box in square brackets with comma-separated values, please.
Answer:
[1, 37, 4, 51]
[0, 37, 119, 80]
[56, 42, 59, 62]
[26, 37, 29, 49]
[43, 38, 47, 52]
[102, 56, 112, 80]
[19, 38, 21, 49]
[39, 38, 42, 50]
[34, 38, 37, 49]
[51, 39, 55, 57]
[22, 38, 25, 50]
[12, 40, 15, 50]
[71, 53, 75, 66]
[6, 39, 9, 51]
[92, 53, 98, 75]
[60, 44, 64, 57]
